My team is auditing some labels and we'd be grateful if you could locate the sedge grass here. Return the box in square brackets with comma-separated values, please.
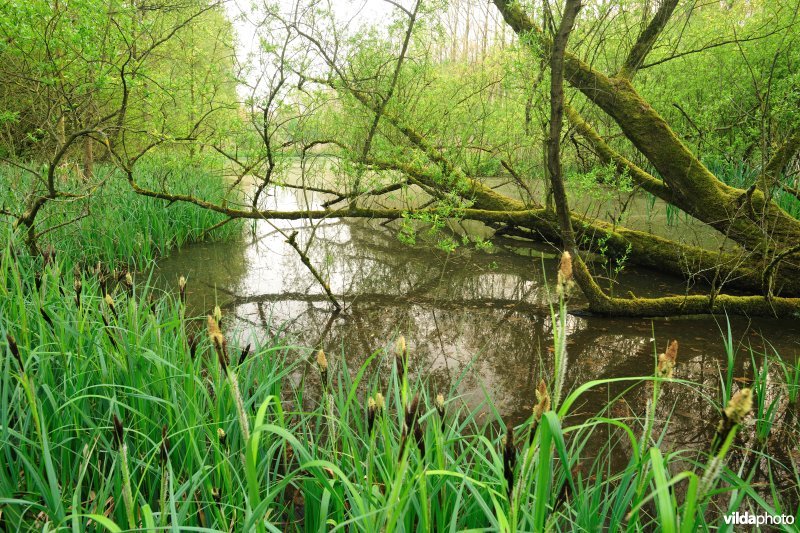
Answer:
[0, 156, 241, 269]
[0, 239, 798, 530]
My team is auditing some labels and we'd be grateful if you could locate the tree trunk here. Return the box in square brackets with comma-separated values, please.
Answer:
[338, 75, 800, 297]
[83, 135, 93, 180]
[493, 0, 800, 255]
[534, 0, 800, 318]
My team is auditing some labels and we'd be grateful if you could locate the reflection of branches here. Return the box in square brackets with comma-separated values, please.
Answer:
[231, 291, 550, 314]
[286, 230, 341, 311]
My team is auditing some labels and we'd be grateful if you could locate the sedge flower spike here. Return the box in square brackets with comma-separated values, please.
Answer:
[657, 339, 679, 378]
[556, 251, 575, 297]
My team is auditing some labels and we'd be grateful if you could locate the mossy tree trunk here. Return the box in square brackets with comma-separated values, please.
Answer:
[123, 0, 800, 317]
[493, 0, 800, 277]
[499, 0, 800, 318]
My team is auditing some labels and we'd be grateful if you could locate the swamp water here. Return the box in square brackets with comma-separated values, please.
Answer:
[155, 180, 800, 451]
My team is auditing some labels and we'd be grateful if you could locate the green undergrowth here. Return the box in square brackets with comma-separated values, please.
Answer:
[705, 158, 800, 220]
[0, 243, 798, 531]
[0, 157, 241, 269]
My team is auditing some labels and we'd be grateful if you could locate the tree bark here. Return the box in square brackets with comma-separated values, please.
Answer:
[545, 0, 582, 253]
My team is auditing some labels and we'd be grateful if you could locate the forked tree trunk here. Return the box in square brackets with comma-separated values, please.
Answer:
[493, 0, 800, 256]
[537, 0, 800, 318]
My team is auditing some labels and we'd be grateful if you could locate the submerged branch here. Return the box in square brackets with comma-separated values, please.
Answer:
[286, 231, 341, 312]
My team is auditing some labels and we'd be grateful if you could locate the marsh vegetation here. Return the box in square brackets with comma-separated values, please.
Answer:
[1, 0, 799, 530]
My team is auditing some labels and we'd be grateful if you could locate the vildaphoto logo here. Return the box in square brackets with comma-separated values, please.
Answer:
[723, 511, 796, 526]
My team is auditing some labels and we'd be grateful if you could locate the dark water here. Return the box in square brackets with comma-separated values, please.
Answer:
[154, 182, 800, 446]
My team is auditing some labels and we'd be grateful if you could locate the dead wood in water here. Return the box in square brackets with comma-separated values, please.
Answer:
[286, 230, 341, 312]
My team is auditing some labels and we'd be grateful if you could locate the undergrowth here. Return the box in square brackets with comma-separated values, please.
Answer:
[0, 241, 798, 531]
[0, 156, 241, 269]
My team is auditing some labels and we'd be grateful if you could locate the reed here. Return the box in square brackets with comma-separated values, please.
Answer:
[0, 158, 242, 269]
[0, 236, 797, 530]
[111, 414, 135, 529]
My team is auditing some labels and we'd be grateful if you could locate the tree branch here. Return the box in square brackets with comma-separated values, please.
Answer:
[619, 0, 679, 79]
[758, 128, 800, 192]
[565, 103, 673, 201]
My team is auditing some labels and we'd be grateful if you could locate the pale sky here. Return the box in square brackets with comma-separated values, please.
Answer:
[225, 0, 398, 70]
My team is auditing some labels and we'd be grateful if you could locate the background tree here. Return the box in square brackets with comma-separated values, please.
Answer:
[47, 0, 800, 316]
[0, 0, 238, 252]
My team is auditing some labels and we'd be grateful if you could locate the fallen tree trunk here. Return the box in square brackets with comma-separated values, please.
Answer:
[581, 291, 800, 318]
[127, 171, 800, 296]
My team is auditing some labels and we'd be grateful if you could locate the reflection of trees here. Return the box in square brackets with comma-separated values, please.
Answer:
[156, 185, 800, 459]
[154, 239, 250, 312]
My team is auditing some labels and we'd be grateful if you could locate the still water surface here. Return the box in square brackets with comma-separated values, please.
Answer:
[155, 181, 800, 446]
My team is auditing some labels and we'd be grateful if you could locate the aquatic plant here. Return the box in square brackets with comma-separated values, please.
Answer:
[0, 159, 242, 269]
[0, 240, 797, 530]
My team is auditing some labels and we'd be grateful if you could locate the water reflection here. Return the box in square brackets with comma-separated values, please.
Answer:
[155, 184, 800, 448]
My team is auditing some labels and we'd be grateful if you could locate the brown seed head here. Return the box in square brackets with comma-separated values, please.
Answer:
[374, 392, 385, 411]
[6, 334, 23, 372]
[435, 393, 445, 412]
[657, 340, 679, 379]
[160, 425, 170, 465]
[556, 251, 575, 298]
[188, 333, 198, 360]
[394, 336, 407, 376]
[504, 425, 515, 455]
[665, 339, 678, 362]
[559, 251, 573, 281]
[503, 424, 516, 497]
[414, 421, 425, 456]
[207, 315, 228, 372]
[405, 394, 421, 430]
[724, 388, 753, 425]
[207, 315, 224, 348]
[367, 397, 377, 433]
[395, 335, 407, 359]
[74, 278, 83, 307]
[238, 343, 251, 366]
[112, 414, 125, 449]
[316, 349, 328, 372]
[533, 379, 551, 422]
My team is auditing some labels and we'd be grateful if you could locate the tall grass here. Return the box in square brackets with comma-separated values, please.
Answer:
[643, 159, 800, 227]
[0, 240, 798, 530]
[705, 158, 800, 220]
[0, 157, 241, 269]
